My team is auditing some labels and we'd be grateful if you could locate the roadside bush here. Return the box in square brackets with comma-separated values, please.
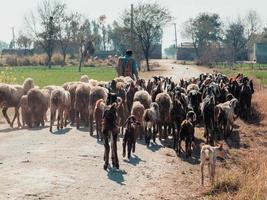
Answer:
[52, 53, 64, 65]
[17, 56, 31, 66]
[5, 55, 18, 66]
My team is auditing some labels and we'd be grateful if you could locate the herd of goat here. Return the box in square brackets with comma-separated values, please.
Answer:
[0, 72, 254, 184]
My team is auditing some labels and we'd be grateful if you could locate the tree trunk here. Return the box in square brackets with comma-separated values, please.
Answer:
[48, 51, 52, 69]
[63, 52, 66, 66]
[79, 56, 83, 72]
[146, 57, 150, 71]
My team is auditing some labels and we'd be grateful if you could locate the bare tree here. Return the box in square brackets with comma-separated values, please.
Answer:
[122, 3, 172, 71]
[58, 12, 81, 65]
[182, 13, 222, 60]
[17, 32, 32, 51]
[25, 0, 66, 68]
[76, 18, 95, 72]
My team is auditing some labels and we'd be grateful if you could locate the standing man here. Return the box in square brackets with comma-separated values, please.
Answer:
[117, 49, 139, 80]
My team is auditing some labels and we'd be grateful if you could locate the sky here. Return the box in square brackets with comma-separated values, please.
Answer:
[1, 0, 267, 49]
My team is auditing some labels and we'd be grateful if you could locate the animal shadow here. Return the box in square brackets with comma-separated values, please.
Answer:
[0, 127, 21, 133]
[177, 137, 204, 165]
[147, 142, 164, 152]
[124, 154, 145, 166]
[107, 168, 127, 185]
[52, 128, 72, 135]
[225, 130, 240, 149]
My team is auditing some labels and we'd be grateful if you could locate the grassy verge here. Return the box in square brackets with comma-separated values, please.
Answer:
[0, 65, 116, 87]
[205, 68, 267, 199]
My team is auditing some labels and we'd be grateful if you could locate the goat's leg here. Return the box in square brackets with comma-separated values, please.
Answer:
[208, 164, 212, 183]
[178, 139, 182, 154]
[2, 107, 11, 127]
[103, 129, 110, 170]
[127, 140, 132, 159]
[89, 113, 94, 136]
[64, 109, 69, 127]
[163, 122, 167, 139]
[16, 107, 22, 127]
[75, 111, 80, 129]
[147, 128, 152, 146]
[122, 135, 127, 158]
[57, 111, 60, 130]
[159, 123, 162, 141]
[212, 164, 216, 185]
[185, 141, 189, 158]
[201, 163, 204, 186]
[50, 107, 56, 132]
[96, 122, 99, 140]
[132, 139, 136, 153]
[173, 124, 177, 150]
[152, 126, 156, 143]
[111, 130, 119, 169]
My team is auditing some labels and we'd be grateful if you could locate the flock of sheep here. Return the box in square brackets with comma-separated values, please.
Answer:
[0, 72, 254, 185]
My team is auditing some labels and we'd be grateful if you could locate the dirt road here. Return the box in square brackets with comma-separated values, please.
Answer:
[0, 60, 210, 200]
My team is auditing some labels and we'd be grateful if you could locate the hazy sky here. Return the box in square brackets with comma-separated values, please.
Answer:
[1, 0, 267, 49]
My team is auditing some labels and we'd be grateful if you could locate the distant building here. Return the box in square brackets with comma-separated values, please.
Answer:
[254, 43, 267, 64]
[177, 43, 196, 61]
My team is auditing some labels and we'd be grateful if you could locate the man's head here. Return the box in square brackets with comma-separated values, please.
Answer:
[126, 49, 133, 57]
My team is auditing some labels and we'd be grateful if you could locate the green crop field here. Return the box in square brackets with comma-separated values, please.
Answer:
[221, 68, 267, 85]
[0, 65, 116, 87]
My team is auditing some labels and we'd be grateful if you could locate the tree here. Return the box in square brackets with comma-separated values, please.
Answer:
[0, 41, 8, 52]
[58, 12, 81, 65]
[99, 15, 108, 51]
[224, 19, 247, 62]
[107, 21, 129, 54]
[164, 44, 177, 58]
[121, 3, 172, 71]
[17, 32, 32, 51]
[25, 0, 66, 68]
[182, 13, 222, 59]
[76, 18, 96, 72]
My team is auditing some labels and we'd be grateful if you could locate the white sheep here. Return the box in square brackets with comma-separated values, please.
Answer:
[200, 144, 226, 186]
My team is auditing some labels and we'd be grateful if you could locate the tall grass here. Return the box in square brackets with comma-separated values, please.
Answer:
[206, 83, 267, 199]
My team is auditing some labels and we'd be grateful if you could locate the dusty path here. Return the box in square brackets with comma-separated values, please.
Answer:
[0, 60, 210, 200]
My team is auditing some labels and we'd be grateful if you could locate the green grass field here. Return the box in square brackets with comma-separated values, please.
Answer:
[0, 66, 116, 87]
[220, 68, 267, 85]
[216, 63, 267, 70]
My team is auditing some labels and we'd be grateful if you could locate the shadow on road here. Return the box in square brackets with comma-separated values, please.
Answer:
[0, 127, 21, 133]
[52, 128, 72, 135]
[123, 154, 146, 166]
[107, 168, 127, 185]
[147, 142, 164, 152]
[177, 136, 204, 165]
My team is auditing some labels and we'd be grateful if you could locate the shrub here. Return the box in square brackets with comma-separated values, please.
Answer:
[17, 57, 31, 66]
[5, 55, 17, 66]
[52, 53, 64, 65]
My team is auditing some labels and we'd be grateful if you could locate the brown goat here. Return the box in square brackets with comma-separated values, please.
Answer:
[94, 99, 105, 140]
[74, 83, 90, 129]
[0, 78, 34, 127]
[89, 86, 108, 135]
[50, 88, 71, 132]
[27, 88, 48, 128]
[123, 115, 140, 159]
[102, 103, 119, 170]
[19, 95, 30, 127]
[131, 101, 145, 140]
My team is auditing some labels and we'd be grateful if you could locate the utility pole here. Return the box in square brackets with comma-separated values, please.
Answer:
[173, 23, 178, 60]
[10, 27, 16, 49]
[48, 16, 53, 69]
[130, 4, 134, 50]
